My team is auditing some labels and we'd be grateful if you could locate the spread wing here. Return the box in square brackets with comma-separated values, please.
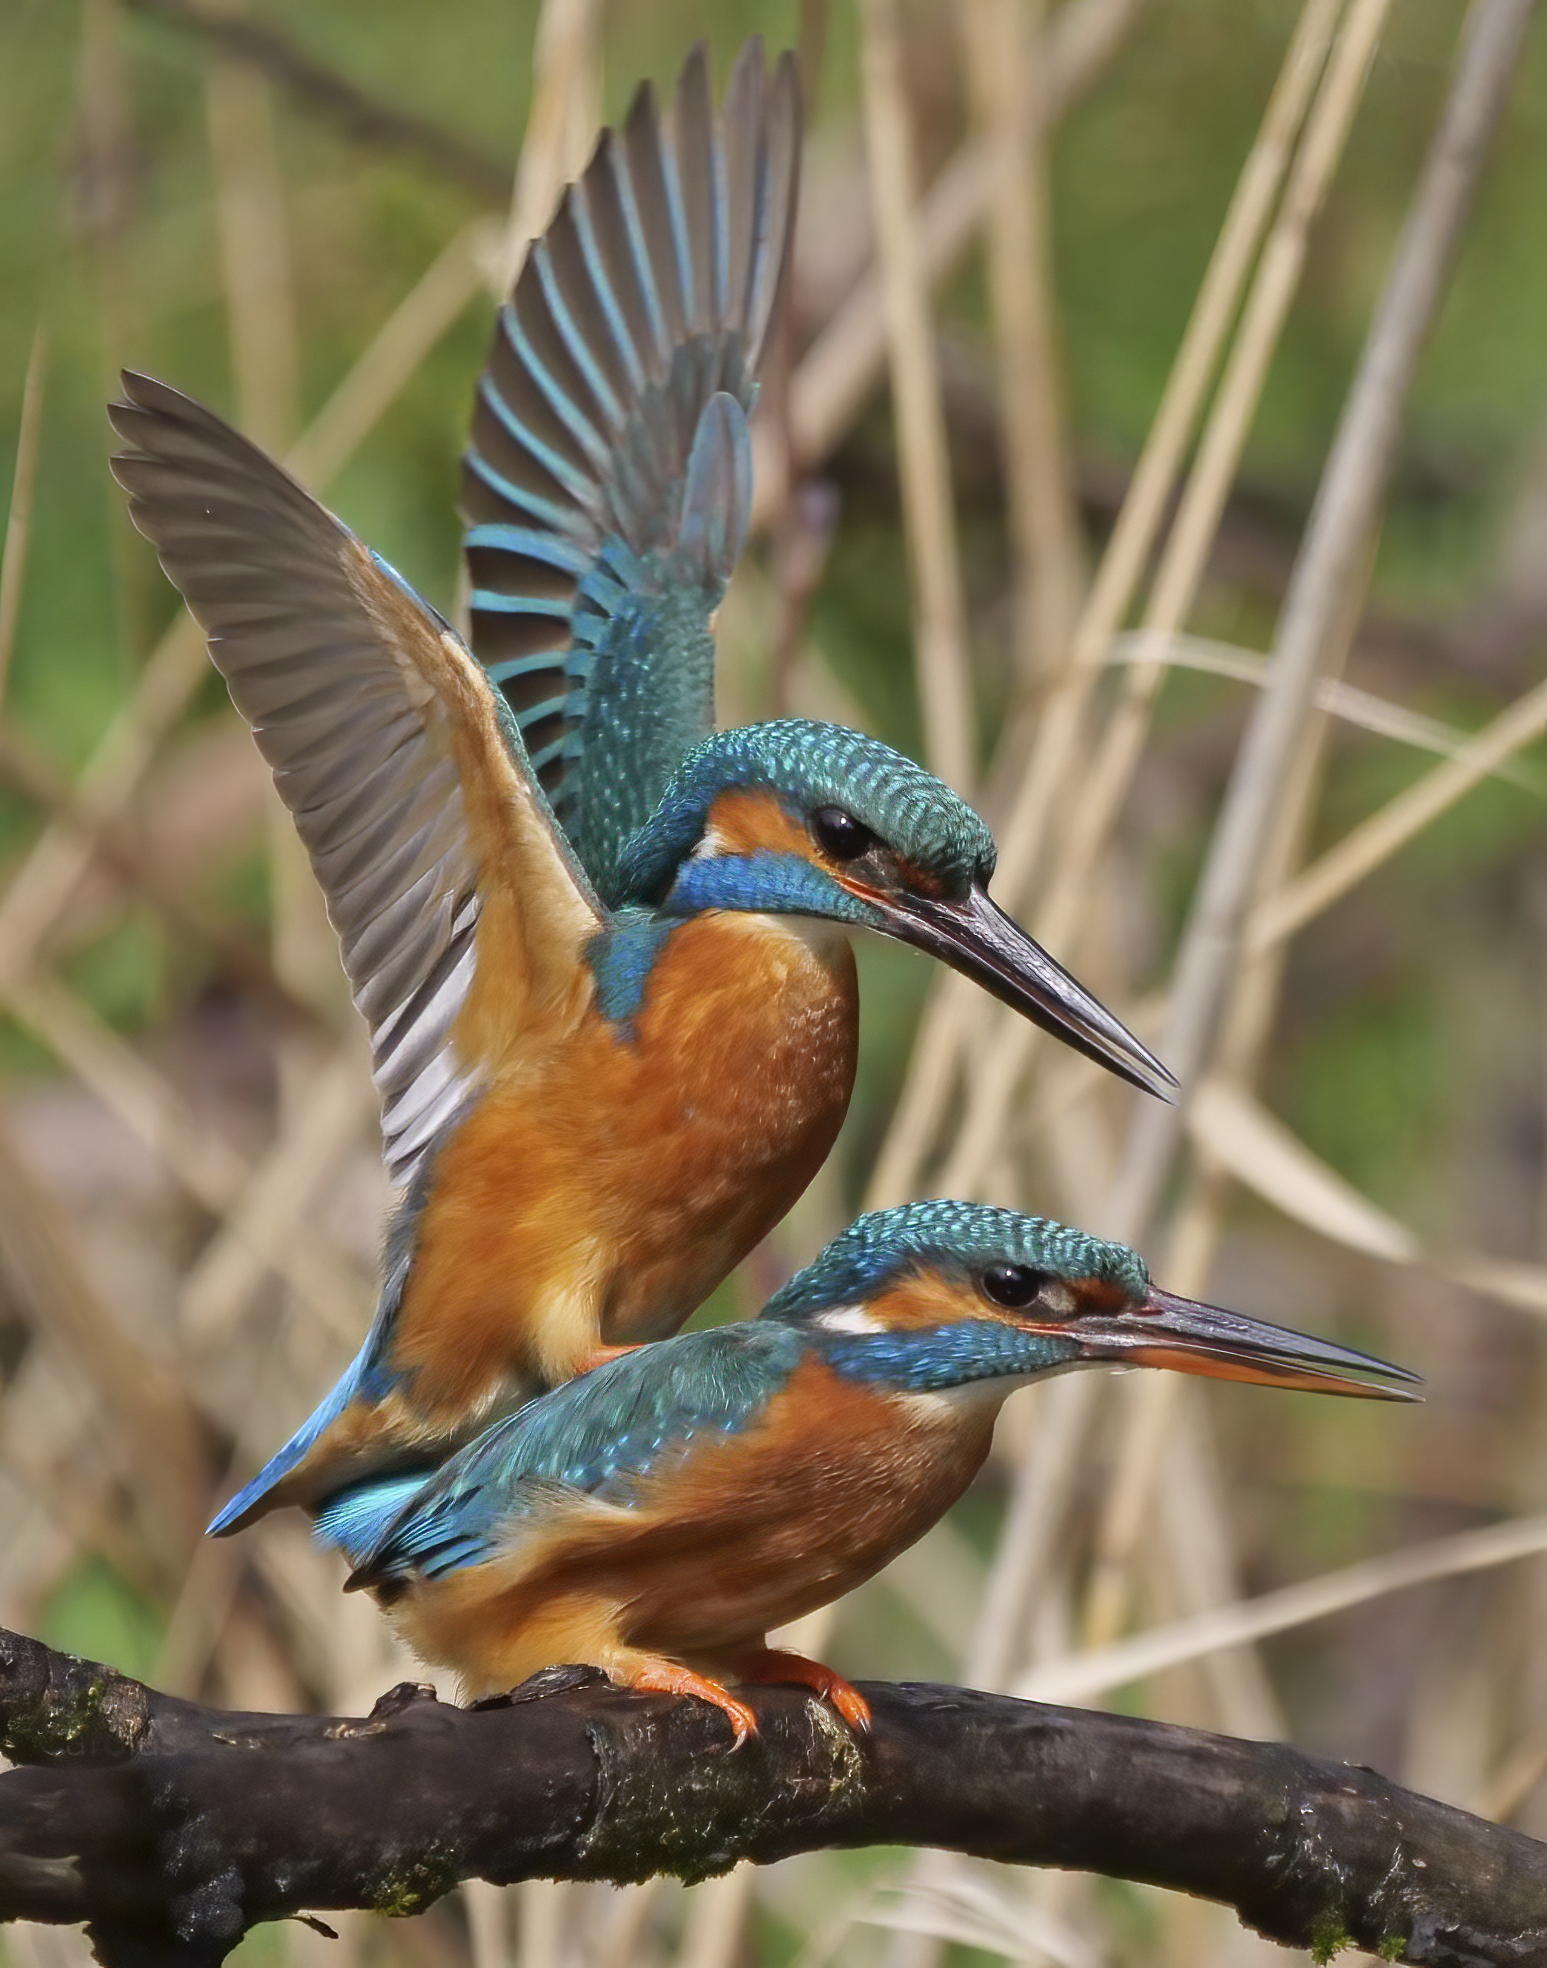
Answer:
[330, 1323, 800, 1583]
[461, 38, 801, 901]
[110, 372, 603, 1192]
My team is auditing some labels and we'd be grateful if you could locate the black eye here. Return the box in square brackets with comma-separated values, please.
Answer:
[981, 1263, 1052, 1310]
[811, 806, 877, 862]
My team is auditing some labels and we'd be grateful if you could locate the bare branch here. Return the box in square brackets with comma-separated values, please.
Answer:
[0, 1630, 1542, 1967]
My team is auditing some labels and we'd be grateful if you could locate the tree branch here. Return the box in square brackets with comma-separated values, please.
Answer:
[0, 1630, 1542, 1965]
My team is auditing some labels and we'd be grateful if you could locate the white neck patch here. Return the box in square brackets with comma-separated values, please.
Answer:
[812, 1304, 882, 1337]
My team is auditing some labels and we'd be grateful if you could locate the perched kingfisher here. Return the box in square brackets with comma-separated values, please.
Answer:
[318, 1200, 1418, 1742]
[109, 43, 1171, 1539]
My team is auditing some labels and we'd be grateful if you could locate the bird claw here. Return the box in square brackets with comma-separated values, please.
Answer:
[471, 1663, 612, 1710]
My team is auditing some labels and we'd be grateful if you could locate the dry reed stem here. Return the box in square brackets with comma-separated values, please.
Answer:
[285, 219, 499, 490]
[943, 0, 1392, 1210]
[0, 217, 494, 997]
[1108, 0, 1537, 1241]
[1079, 568, 1363, 1658]
[0, 328, 46, 715]
[858, 0, 976, 794]
[888, 20, 1520, 1941]
[463, 1879, 511, 1968]
[206, 59, 298, 453]
[1017, 1510, 1547, 1705]
[0, 1116, 208, 1558]
[501, 0, 600, 290]
[866, 0, 1345, 1210]
[519, 1881, 573, 1968]
[1109, 629, 1547, 789]
[4, 974, 365, 1337]
[960, 0, 1084, 685]
[176, 1047, 376, 1347]
[786, 0, 1151, 474]
[1248, 671, 1547, 954]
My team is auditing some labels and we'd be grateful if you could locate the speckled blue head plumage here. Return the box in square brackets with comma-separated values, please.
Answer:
[606, 717, 995, 912]
[760, 1200, 1151, 1324]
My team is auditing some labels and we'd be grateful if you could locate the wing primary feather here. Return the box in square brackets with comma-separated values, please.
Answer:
[671, 43, 720, 334]
[532, 236, 628, 433]
[461, 42, 803, 891]
[563, 174, 647, 402]
[678, 394, 752, 589]
[109, 370, 600, 1199]
[744, 52, 803, 375]
[507, 280, 617, 478]
[619, 79, 687, 357]
[722, 38, 767, 334]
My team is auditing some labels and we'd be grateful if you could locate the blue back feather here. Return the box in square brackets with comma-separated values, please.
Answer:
[340, 1322, 806, 1584]
[333, 1202, 1155, 1589]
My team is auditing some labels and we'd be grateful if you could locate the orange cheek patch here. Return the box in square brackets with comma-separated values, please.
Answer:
[704, 788, 812, 859]
[871, 1272, 980, 1331]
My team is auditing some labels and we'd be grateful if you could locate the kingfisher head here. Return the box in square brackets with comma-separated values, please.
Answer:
[610, 719, 1173, 1098]
[760, 1200, 1419, 1403]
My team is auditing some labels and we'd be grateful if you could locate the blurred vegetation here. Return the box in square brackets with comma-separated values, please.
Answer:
[1, 0, 1546, 1964]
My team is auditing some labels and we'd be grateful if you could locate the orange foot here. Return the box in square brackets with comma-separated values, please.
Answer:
[576, 1344, 641, 1375]
[728, 1647, 872, 1734]
[616, 1655, 760, 1749]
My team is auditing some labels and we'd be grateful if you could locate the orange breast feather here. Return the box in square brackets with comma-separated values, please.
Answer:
[399, 1358, 996, 1690]
[392, 914, 859, 1413]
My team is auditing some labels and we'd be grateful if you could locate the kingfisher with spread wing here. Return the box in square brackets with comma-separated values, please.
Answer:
[320, 1201, 1417, 1741]
[110, 44, 1171, 1539]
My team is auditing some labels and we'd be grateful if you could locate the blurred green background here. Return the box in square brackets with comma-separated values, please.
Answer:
[1, 1, 1546, 1963]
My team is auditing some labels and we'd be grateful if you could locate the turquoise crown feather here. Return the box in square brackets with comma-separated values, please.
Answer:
[761, 1200, 1151, 1322]
[609, 717, 996, 909]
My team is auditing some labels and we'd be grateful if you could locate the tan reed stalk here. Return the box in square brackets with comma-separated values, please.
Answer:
[1079, 567, 1363, 1662]
[1107, 0, 1539, 1244]
[0, 217, 497, 997]
[206, 59, 298, 457]
[1107, 630, 1547, 787]
[176, 1048, 377, 1347]
[787, 0, 1153, 475]
[1247, 672, 1547, 957]
[960, 0, 1084, 686]
[857, 0, 976, 794]
[967, 0, 1532, 1788]
[0, 1112, 208, 1554]
[1018, 1509, 1547, 1705]
[881, 7, 1367, 1948]
[940, 0, 1394, 1210]
[3, 974, 364, 1338]
[866, 0, 1347, 1211]
[502, 0, 600, 289]
[0, 327, 46, 714]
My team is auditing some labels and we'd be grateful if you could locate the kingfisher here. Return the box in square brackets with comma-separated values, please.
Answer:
[318, 1200, 1418, 1742]
[108, 44, 1171, 1539]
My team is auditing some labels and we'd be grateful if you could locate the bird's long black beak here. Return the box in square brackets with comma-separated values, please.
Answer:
[875, 883, 1176, 1101]
[1073, 1285, 1421, 1401]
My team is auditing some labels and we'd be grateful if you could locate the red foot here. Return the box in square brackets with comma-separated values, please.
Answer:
[618, 1657, 760, 1748]
[729, 1647, 872, 1734]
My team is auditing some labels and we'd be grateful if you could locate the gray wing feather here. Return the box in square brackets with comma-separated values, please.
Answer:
[110, 371, 599, 1189]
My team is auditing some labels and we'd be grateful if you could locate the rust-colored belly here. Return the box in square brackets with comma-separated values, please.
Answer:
[392, 916, 859, 1415]
[396, 1362, 997, 1688]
